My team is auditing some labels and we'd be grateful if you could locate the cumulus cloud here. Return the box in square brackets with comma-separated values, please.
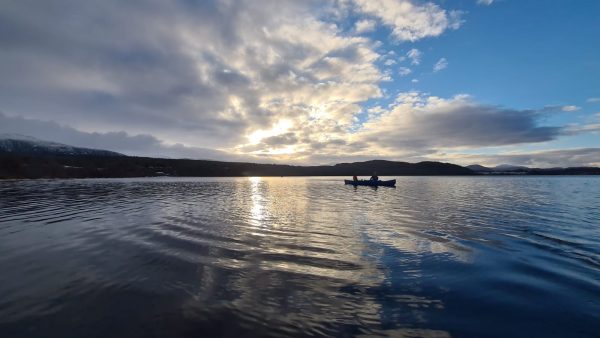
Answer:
[433, 58, 448, 72]
[0, 0, 471, 161]
[0, 0, 388, 151]
[586, 97, 600, 103]
[476, 0, 495, 6]
[407, 49, 422, 65]
[353, 0, 463, 41]
[356, 92, 562, 151]
[355, 19, 377, 33]
[229, 91, 589, 164]
[2, 0, 594, 167]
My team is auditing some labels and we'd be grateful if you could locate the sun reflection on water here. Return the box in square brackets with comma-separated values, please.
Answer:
[249, 177, 267, 227]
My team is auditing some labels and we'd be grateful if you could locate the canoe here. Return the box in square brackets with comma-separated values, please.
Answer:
[344, 179, 396, 187]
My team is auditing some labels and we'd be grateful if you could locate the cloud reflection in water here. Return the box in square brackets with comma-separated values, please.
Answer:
[1, 177, 598, 337]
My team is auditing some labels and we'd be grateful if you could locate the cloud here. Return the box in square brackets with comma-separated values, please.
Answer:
[476, 0, 495, 6]
[587, 97, 600, 103]
[0, 112, 248, 161]
[0, 0, 387, 151]
[433, 58, 448, 72]
[353, 0, 463, 41]
[561, 105, 581, 112]
[3, 0, 593, 167]
[444, 148, 600, 168]
[354, 19, 377, 33]
[398, 67, 412, 76]
[228, 91, 589, 164]
[407, 49, 422, 65]
[562, 123, 600, 135]
[0, 0, 474, 163]
[356, 92, 562, 151]
[4, 98, 597, 167]
[261, 132, 299, 146]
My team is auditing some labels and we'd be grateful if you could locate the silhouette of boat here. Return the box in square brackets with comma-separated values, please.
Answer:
[344, 179, 396, 187]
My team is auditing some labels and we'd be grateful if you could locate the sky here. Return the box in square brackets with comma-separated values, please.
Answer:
[1, 0, 599, 167]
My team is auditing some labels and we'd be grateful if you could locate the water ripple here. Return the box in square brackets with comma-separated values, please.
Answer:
[0, 176, 599, 337]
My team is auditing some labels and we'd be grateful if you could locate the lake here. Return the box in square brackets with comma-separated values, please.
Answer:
[0, 177, 599, 337]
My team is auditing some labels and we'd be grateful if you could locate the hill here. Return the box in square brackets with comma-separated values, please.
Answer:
[1, 135, 598, 179]
[0, 134, 123, 157]
[0, 155, 475, 179]
[467, 163, 600, 175]
[0, 135, 475, 179]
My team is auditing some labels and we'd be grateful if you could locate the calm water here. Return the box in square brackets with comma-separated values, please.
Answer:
[0, 177, 599, 337]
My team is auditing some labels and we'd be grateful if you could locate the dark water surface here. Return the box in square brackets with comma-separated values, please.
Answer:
[0, 177, 599, 337]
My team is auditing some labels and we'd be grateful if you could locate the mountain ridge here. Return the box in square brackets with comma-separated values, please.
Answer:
[1, 135, 599, 179]
[0, 133, 124, 157]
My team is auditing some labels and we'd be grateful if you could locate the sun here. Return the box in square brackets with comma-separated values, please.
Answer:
[247, 119, 293, 144]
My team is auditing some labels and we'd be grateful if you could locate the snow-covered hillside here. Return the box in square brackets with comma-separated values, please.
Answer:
[0, 134, 123, 157]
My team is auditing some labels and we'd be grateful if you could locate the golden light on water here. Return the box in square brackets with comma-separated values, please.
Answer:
[249, 177, 267, 227]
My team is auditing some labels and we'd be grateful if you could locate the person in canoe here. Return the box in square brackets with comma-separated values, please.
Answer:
[353, 175, 358, 182]
[370, 172, 379, 181]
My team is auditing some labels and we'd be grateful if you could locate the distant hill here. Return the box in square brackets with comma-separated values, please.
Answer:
[468, 164, 529, 173]
[331, 160, 473, 176]
[0, 135, 598, 179]
[0, 156, 476, 179]
[0, 135, 475, 179]
[467, 163, 600, 175]
[466, 164, 493, 172]
[493, 164, 529, 171]
[0, 134, 123, 157]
